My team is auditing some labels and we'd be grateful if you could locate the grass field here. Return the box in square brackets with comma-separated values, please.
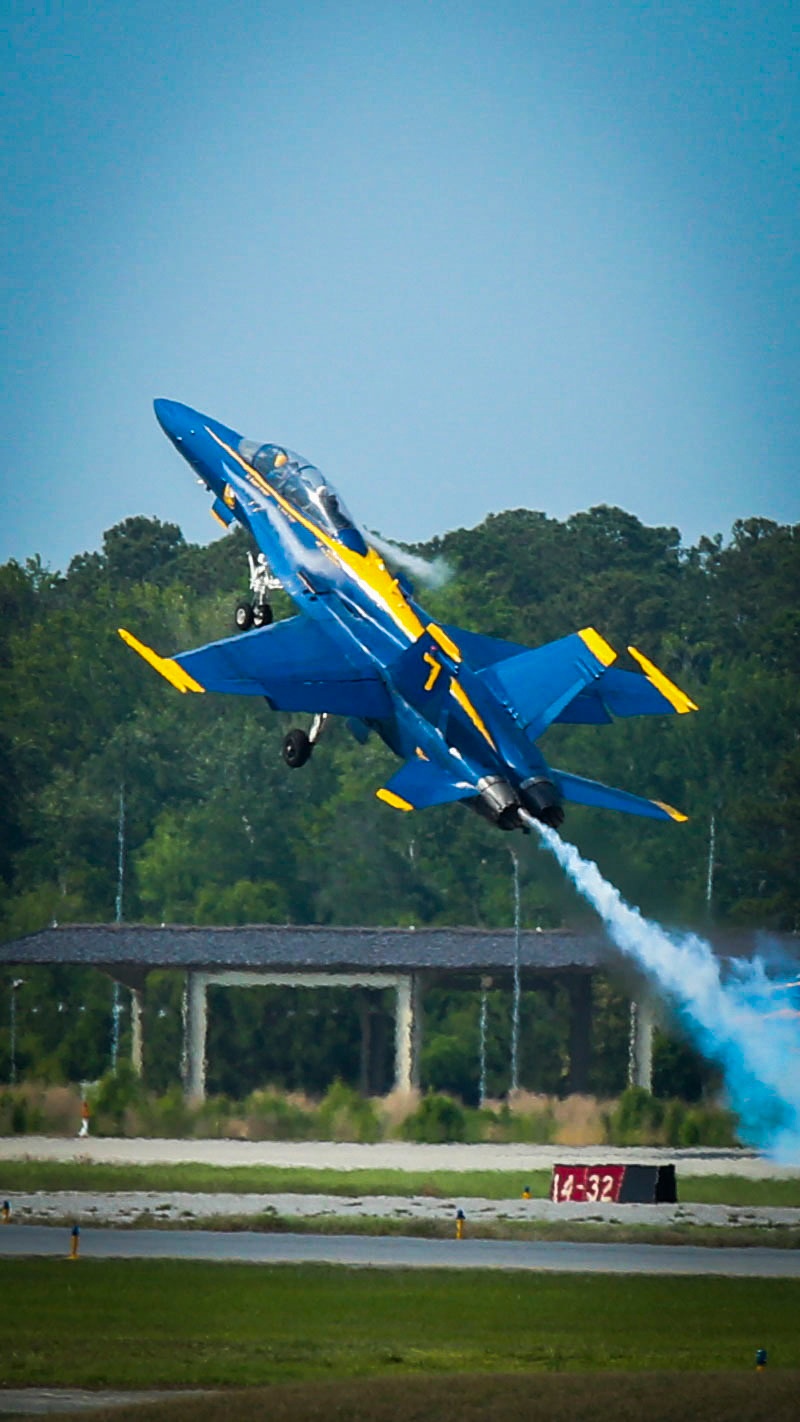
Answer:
[3, 1260, 799, 1388]
[3, 1159, 800, 1206]
[33, 1370, 800, 1422]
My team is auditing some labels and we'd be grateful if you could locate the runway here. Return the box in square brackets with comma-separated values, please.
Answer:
[2, 1224, 798, 1275]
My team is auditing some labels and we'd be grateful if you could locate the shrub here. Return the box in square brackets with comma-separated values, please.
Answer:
[92, 1062, 144, 1135]
[679, 1104, 739, 1148]
[606, 1087, 664, 1145]
[607, 1089, 741, 1148]
[317, 1081, 381, 1143]
[191, 1095, 235, 1139]
[402, 1093, 467, 1143]
[131, 1083, 193, 1138]
[244, 1088, 318, 1141]
[0, 1087, 46, 1136]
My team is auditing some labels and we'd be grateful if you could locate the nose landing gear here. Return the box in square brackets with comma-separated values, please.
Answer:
[234, 552, 282, 632]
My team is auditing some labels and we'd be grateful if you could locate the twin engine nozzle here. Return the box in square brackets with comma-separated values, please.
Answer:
[472, 775, 564, 832]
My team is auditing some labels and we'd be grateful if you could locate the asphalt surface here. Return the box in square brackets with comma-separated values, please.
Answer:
[0, 1390, 211, 1417]
[2, 1224, 798, 1275]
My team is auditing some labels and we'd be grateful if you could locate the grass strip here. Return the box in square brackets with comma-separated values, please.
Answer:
[2, 1261, 799, 1388]
[16, 1210, 800, 1248]
[2, 1160, 800, 1206]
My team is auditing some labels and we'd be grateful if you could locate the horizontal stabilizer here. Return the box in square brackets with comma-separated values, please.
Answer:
[555, 655, 698, 724]
[555, 768, 688, 822]
[479, 627, 617, 740]
[119, 617, 393, 719]
[376, 757, 477, 813]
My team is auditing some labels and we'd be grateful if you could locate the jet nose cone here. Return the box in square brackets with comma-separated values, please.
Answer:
[154, 398, 188, 435]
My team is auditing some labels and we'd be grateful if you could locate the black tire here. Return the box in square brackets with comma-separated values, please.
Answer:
[235, 600, 255, 631]
[252, 602, 274, 628]
[283, 728, 312, 768]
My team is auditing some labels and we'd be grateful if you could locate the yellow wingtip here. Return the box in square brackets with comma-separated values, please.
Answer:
[117, 628, 205, 694]
[578, 627, 617, 667]
[628, 646, 699, 714]
[376, 787, 414, 812]
[652, 799, 689, 823]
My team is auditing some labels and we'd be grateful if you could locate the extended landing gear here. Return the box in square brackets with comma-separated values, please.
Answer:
[282, 728, 312, 767]
[235, 599, 274, 631]
[234, 552, 282, 632]
[282, 713, 328, 769]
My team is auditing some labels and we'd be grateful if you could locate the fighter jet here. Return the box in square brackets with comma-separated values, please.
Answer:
[119, 400, 697, 833]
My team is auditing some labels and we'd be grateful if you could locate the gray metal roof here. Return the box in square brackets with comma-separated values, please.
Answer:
[2, 923, 796, 981]
[1, 923, 606, 975]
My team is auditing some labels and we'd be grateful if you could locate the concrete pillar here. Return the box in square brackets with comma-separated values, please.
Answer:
[628, 996, 654, 1091]
[567, 974, 592, 1094]
[359, 992, 373, 1096]
[183, 971, 208, 1102]
[394, 974, 421, 1092]
[130, 989, 144, 1076]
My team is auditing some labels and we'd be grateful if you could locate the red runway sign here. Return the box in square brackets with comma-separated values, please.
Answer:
[550, 1163, 677, 1204]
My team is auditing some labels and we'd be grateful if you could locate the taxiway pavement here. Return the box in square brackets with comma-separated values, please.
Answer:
[1, 1224, 798, 1275]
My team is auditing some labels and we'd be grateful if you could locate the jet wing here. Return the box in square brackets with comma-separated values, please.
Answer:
[118, 617, 393, 719]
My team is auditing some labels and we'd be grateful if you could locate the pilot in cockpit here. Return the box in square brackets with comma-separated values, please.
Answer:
[258, 448, 290, 493]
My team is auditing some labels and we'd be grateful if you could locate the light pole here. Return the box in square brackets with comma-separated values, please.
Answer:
[10, 979, 24, 1084]
[479, 976, 492, 1106]
[509, 849, 521, 1095]
[111, 783, 125, 1072]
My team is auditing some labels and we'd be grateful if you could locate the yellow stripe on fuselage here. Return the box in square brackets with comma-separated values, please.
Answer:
[427, 623, 462, 661]
[628, 646, 699, 714]
[206, 429, 425, 645]
[118, 628, 205, 694]
[207, 430, 496, 750]
[449, 679, 497, 750]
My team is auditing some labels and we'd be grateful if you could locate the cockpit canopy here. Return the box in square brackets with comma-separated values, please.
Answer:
[238, 439, 366, 553]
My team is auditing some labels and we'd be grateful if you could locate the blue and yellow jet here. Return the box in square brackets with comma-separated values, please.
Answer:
[119, 400, 697, 833]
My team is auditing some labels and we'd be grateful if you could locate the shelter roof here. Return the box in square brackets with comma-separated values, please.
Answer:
[2, 923, 797, 980]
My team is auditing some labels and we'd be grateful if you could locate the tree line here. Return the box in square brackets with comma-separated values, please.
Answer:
[1, 503, 797, 1096]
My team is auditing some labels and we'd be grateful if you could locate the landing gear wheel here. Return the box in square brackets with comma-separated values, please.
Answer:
[252, 602, 274, 628]
[282, 728, 312, 768]
[235, 600, 255, 632]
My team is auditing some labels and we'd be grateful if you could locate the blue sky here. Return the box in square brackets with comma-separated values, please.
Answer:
[4, 1, 799, 571]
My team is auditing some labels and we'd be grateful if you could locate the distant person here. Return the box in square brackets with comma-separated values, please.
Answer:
[77, 1098, 90, 1138]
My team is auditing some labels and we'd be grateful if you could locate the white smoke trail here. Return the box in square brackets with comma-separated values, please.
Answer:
[367, 532, 452, 590]
[529, 817, 800, 1161]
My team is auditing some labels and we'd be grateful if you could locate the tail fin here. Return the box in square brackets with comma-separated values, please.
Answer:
[478, 628, 617, 740]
